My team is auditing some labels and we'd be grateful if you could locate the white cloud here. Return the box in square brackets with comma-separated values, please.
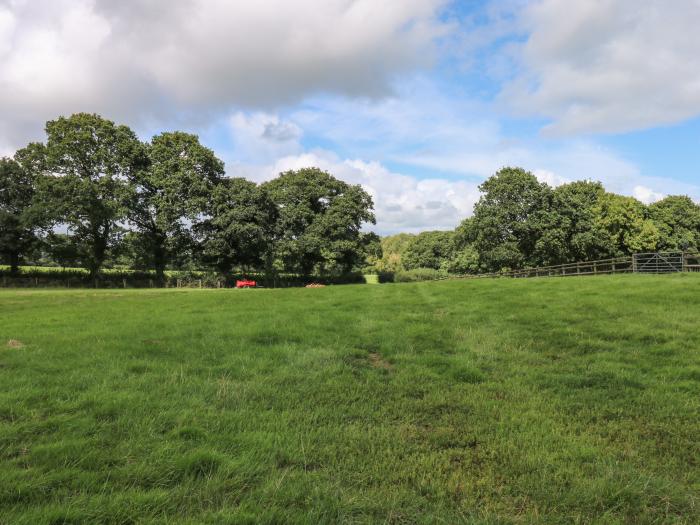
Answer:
[227, 112, 303, 163]
[633, 185, 664, 204]
[503, 0, 700, 134]
[286, 84, 700, 204]
[533, 169, 569, 187]
[227, 149, 481, 234]
[215, 73, 700, 232]
[0, 0, 448, 150]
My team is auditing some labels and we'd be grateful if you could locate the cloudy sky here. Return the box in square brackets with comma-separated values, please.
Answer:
[2, 0, 699, 233]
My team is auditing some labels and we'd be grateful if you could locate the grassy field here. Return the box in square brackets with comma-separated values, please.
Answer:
[1, 275, 699, 524]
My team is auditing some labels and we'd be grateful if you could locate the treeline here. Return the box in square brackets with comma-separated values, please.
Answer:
[3, 115, 699, 285]
[372, 167, 700, 276]
[0, 113, 378, 283]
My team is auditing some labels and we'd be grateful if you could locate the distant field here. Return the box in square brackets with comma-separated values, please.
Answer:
[1, 275, 699, 524]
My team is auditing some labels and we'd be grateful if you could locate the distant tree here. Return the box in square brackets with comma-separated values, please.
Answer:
[534, 181, 607, 265]
[402, 230, 455, 270]
[128, 132, 224, 284]
[376, 233, 415, 272]
[442, 244, 480, 274]
[263, 168, 375, 277]
[21, 113, 144, 278]
[0, 157, 43, 274]
[45, 233, 81, 269]
[593, 193, 659, 256]
[195, 178, 277, 275]
[648, 195, 700, 252]
[449, 218, 481, 274]
[358, 232, 383, 271]
[468, 167, 551, 271]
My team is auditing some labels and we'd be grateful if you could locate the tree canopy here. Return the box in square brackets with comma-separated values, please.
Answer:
[3, 113, 699, 284]
[0, 157, 41, 274]
[465, 167, 551, 271]
[262, 168, 375, 276]
[20, 113, 144, 277]
[128, 131, 225, 282]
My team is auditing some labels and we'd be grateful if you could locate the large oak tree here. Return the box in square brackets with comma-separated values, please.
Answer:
[195, 178, 277, 276]
[128, 132, 225, 283]
[262, 168, 375, 277]
[21, 113, 144, 278]
[466, 167, 551, 271]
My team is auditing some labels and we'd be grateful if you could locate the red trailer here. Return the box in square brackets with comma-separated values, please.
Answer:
[235, 279, 257, 288]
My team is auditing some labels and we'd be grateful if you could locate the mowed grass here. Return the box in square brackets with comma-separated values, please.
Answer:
[1, 275, 699, 524]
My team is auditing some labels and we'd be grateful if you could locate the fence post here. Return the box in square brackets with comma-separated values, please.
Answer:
[682, 253, 688, 272]
[199, 279, 202, 289]
[123, 278, 127, 289]
[593, 261, 597, 275]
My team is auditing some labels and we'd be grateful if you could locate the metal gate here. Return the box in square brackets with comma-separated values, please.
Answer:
[632, 252, 684, 273]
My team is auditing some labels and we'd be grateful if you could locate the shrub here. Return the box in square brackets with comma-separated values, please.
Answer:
[393, 268, 444, 282]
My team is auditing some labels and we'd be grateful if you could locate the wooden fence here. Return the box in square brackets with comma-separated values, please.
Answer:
[453, 252, 700, 281]
[684, 253, 700, 272]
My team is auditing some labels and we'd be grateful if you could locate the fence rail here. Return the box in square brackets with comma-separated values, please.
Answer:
[684, 252, 700, 272]
[453, 252, 700, 281]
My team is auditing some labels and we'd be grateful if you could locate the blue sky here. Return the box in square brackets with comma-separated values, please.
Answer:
[1, 0, 699, 233]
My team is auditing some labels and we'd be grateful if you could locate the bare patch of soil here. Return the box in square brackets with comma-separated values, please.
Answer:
[368, 352, 392, 370]
[6, 339, 24, 349]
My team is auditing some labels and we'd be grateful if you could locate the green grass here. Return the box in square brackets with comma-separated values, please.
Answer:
[1, 275, 699, 524]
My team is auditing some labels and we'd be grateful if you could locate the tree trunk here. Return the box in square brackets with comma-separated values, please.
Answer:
[264, 250, 276, 288]
[8, 251, 20, 276]
[149, 229, 168, 288]
[153, 243, 167, 287]
[88, 227, 109, 280]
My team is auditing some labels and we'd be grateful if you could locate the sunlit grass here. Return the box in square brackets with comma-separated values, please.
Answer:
[1, 274, 699, 523]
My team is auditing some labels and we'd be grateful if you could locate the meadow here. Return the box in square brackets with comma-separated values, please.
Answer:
[1, 275, 699, 524]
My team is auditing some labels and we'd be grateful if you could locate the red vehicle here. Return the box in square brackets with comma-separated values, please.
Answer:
[235, 279, 257, 288]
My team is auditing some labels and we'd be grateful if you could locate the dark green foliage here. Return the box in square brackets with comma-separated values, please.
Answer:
[128, 131, 225, 282]
[44, 233, 81, 269]
[262, 168, 375, 277]
[456, 168, 699, 272]
[7, 111, 699, 284]
[648, 195, 700, 251]
[402, 230, 455, 270]
[535, 180, 607, 265]
[442, 244, 480, 274]
[467, 167, 551, 271]
[195, 178, 277, 275]
[20, 113, 144, 278]
[1, 275, 699, 522]
[0, 157, 42, 274]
